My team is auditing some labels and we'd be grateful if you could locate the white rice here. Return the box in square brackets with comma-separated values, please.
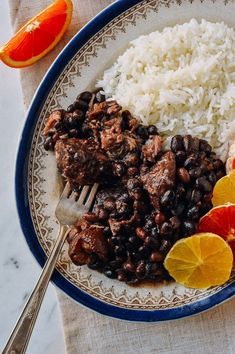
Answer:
[97, 19, 235, 160]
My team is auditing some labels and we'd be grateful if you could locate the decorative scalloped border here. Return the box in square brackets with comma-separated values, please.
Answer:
[28, 0, 235, 309]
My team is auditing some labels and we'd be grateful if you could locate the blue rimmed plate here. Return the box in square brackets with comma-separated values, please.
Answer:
[15, 0, 235, 322]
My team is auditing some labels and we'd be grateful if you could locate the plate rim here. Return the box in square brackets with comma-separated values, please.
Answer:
[15, 0, 235, 322]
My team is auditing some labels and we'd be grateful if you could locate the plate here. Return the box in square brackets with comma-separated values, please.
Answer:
[15, 0, 235, 322]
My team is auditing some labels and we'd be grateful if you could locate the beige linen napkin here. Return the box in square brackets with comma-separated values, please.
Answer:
[8, 1, 235, 353]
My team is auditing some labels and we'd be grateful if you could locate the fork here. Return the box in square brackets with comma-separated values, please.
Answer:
[2, 182, 99, 354]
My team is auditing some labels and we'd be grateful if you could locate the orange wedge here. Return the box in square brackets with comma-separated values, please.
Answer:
[0, 0, 73, 68]
[164, 233, 233, 289]
[199, 204, 235, 258]
[212, 170, 235, 207]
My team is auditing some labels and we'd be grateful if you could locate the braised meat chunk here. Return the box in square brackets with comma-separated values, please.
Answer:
[68, 224, 109, 265]
[109, 212, 140, 236]
[43, 110, 64, 136]
[101, 117, 140, 159]
[141, 151, 176, 209]
[88, 100, 122, 120]
[142, 135, 162, 163]
[54, 138, 109, 186]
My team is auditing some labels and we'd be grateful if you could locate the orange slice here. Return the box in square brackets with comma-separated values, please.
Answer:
[212, 170, 235, 207]
[164, 233, 233, 289]
[199, 204, 235, 258]
[0, 0, 73, 68]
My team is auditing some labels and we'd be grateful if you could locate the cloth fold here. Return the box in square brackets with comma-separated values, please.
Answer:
[8, 0, 235, 353]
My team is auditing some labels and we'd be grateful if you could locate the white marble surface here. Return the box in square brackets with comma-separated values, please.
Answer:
[0, 2, 66, 354]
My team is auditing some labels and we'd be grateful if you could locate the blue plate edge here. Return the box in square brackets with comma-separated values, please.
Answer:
[14, 0, 235, 322]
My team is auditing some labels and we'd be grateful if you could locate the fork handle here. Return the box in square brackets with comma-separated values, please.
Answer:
[2, 225, 69, 354]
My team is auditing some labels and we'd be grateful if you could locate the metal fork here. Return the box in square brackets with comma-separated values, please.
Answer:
[2, 182, 99, 354]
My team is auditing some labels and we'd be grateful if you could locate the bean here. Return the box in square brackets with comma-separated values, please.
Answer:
[114, 245, 126, 257]
[183, 135, 199, 152]
[72, 109, 84, 121]
[123, 260, 136, 272]
[185, 188, 192, 201]
[199, 139, 212, 154]
[206, 161, 214, 172]
[43, 136, 54, 151]
[175, 150, 186, 166]
[175, 184, 186, 198]
[148, 125, 158, 135]
[136, 261, 146, 279]
[183, 221, 197, 236]
[203, 193, 213, 203]
[103, 227, 111, 237]
[129, 236, 141, 246]
[133, 200, 147, 213]
[117, 270, 128, 282]
[109, 260, 122, 270]
[67, 104, 75, 113]
[145, 262, 154, 275]
[177, 168, 190, 184]
[110, 236, 122, 246]
[159, 239, 172, 253]
[104, 269, 117, 279]
[144, 236, 160, 249]
[213, 159, 224, 171]
[187, 206, 200, 220]
[138, 245, 150, 258]
[195, 177, 212, 192]
[171, 203, 185, 216]
[150, 227, 160, 238]
[202, 203, 212, 213]
[184, 156, 197, 169]
[160, 190, 175, 207]
[189, 167, 202, 179]
[95, 91, 105, 103]
[155, 212, 165, 225]
[131, 251, 142, 262]
[145, 217, 155, 230]
[136, 125, 149, 139]
[74, 98, 88, 111]
[216, 170, 225, 180]
[150, 251, 164, 262]
[169, 216, 180, 229]
[125, 242, 136, 252]
[191, 189, 202, 203]
[78, 91, 93, 102]
[160, 222, 173, 236]
[88, 260, 102, 270]
[208, 171, 217, 185]
[171, 135, 184, 152]
[136, 227, 148, 240]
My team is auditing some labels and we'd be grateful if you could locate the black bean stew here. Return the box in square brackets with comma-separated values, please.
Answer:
[43, 90, 225, 284]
